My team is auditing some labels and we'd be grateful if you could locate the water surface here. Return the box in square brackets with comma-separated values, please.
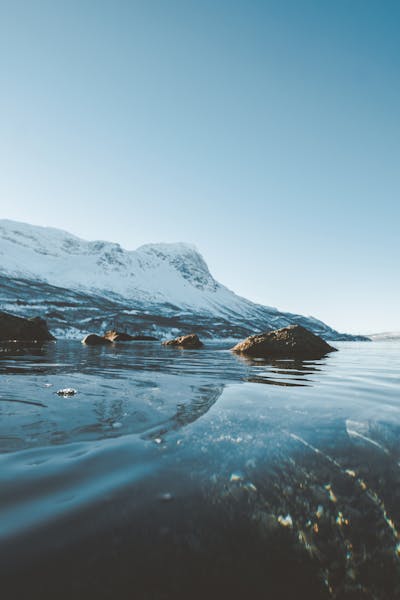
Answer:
[1, 340, 399, 599]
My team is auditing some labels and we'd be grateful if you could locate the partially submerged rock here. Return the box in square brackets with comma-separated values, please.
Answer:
[82, 334, 112, 346]
[231, 325, 336, 359]
[57, 388, 77, 397]
[104, 330, 158, 342]
[162, 334, 204, 349]
[0, 311, 55, 342]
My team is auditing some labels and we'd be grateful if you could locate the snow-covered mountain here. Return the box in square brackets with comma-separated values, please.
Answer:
[0, 220, 366, 341]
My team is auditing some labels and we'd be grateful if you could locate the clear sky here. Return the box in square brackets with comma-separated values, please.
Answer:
[0, 0, 399, 334]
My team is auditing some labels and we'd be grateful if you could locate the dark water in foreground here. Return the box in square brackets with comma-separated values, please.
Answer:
[0, 340, 400, 599]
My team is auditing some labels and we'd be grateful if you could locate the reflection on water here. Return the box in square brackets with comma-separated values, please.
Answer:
[235, 354, 323, 387]
[0, 340, 400, 599]
[0, 341, 327, 451]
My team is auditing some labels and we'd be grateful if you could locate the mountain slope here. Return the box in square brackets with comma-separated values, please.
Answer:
[0, 220, 366, 341]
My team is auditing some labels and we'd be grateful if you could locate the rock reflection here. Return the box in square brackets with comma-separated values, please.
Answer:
[233, 354, 324, 387]
[0, 342, 49, 374]
[246, 377, 310, 387]
[0, 341, 334, 452]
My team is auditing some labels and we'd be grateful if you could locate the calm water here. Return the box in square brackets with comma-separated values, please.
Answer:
[1, 340, 400, 599]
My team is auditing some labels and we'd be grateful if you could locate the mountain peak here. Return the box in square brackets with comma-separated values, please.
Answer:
[136, 242, 217, 292]
[0, 220, 219, 303]
[137, 241, 199, 254]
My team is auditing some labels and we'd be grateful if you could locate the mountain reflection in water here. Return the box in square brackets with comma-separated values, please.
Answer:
[0, 340, 400, 599]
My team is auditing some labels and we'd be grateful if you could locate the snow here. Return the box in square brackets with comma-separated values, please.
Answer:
[0, 219, 264, 317]
[51, 327, 87, 340]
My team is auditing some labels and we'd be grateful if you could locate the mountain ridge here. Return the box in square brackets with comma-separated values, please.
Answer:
[0, 219, 368, 341]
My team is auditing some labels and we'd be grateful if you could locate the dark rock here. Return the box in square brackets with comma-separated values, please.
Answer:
[104, 330, 134, 342]
[0, 311, 55, 341]
[82, 334, 112, 346]
[104, 330, 158, 342]
[57, 388, 77, 397]
[231, 325, 337, 359]
[162, 334, 204, 349]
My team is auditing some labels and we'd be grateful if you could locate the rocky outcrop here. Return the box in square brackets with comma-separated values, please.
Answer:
[0, 311, 55, 341]
[82, 334, 112, 346]
[83, 331, 157, 344]
[162, 334, 204, 349]
[104, 330, 158, 342]
[231, 325, 337, 359]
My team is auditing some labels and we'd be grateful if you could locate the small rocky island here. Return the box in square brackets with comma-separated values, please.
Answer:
[232, 324, 337, 360]
[162, 334, 204, 348]
[103, 330, 158, 342]
[0, 311, 55, 342]
[82, 330, 158, 345]
[82, 333, 113, 345]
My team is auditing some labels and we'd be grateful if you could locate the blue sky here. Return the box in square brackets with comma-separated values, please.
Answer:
[0, 0, 399, 334]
